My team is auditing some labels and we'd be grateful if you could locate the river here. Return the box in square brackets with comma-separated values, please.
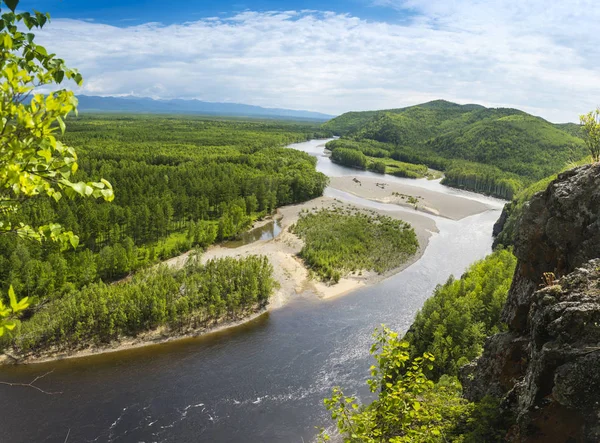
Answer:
[1, 139, 504, 443]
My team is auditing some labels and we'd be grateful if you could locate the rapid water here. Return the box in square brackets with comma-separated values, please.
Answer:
[0, 139, 504, 443]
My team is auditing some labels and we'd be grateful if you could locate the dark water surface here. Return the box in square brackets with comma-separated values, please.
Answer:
[1, 139, 504, 443]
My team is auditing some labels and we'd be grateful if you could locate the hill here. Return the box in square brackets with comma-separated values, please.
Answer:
[76, 95, 335, 121]
[323, 100, 586, 198]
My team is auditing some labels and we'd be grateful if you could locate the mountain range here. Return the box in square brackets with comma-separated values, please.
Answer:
[75, 95, 334, 121]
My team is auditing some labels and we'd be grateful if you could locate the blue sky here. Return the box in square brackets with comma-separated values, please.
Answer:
[26, 0, 414, 25]
[20, 0, 600, 122]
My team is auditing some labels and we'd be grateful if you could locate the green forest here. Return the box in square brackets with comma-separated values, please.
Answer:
[323, 100, 586, 199]
[291, 207, 419, 282]
[327, 139, 432, 178]
[1, 115, 329, 298]
[1, 114, 332, 354]
[7, 255, 275, 354]
[320, 249, 517, 442]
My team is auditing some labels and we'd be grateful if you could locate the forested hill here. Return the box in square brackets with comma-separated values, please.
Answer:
[76, 95, 334, 121]
[322, 100, 586, 199]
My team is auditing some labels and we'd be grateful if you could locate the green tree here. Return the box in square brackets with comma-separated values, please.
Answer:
[0, 0, 113, 332]
[580, 108, 600, 162]
[0, 0, 113, 246]
[319, 327, 469, 442]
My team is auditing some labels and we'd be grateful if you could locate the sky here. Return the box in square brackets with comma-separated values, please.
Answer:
[18, 0, 600, 122]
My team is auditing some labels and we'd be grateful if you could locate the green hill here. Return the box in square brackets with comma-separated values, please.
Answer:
[323, 100, 586, 198]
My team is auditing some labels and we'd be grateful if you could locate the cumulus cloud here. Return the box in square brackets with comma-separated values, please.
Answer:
[34, 3, 600, 122]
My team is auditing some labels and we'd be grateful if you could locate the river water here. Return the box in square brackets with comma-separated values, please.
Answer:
[1, 139, 504, 443]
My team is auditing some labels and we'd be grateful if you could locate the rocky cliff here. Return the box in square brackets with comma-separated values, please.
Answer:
[461, 163, 600, 442]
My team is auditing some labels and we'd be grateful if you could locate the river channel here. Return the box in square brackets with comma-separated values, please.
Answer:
[1, 139, 505, 442]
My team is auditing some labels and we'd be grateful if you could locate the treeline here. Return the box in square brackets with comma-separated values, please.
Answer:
[0, 116, 330, 303]
[404, 249, 517, 378]
[291, 207, 418, 282]
[330, 147, 367, 169]
[320, 249, 518, 442]
[327, 139, 430, 179]
[328, 139, 525, 199]
[441, 162, 523, 200]
[5, 255, 274, 354]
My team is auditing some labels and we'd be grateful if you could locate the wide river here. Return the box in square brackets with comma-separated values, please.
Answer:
[1, 139, 505, 443]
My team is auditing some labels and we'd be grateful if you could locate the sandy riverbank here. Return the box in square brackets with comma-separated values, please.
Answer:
[2, 179, 491, 365]
[0, 309, 269, 365]
[169, 196, 437, 306]
[329, 176, 492, 220]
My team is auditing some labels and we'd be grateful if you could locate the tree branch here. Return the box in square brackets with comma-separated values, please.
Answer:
[0, 369, 62, 394]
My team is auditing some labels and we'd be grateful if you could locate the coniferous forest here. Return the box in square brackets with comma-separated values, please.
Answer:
[0, 115, 330, 353]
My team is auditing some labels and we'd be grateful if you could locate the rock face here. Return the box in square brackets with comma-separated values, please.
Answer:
[492, 201, 511, 239]
[461, 164, 600, 442]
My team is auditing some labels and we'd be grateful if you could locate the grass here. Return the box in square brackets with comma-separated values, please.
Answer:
[291, 206, 419, 282]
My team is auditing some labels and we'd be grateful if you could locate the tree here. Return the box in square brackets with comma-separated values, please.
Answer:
[0, 0, 113, 246]
[580, 108, 600, 162]
[0, 0, 113, 333]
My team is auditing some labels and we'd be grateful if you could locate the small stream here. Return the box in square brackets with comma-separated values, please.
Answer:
[0, 138, 504, 443]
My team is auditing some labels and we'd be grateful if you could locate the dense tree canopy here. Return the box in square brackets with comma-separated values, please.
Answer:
[0, 116, 330, 306]
[0, 0, 114, 337]
[320, 250, 518, 442]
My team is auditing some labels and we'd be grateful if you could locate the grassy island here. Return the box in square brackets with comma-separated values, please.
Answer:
[291, 208, 419, 283]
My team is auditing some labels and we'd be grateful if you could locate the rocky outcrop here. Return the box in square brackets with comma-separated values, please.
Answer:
[492, 201, 511, 239]
[461, 163, 600, 442]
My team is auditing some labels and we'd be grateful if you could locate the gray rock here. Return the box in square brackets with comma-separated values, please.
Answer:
[462, 163, 600, 442]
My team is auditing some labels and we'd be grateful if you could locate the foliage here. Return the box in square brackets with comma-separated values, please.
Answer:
[441, 162, 522, 200]
[291, 208, 418, 282]
[579, 108, 600, 162]
[0, 115, 329, 304]
[5, 254, 274, 353]
[323, 100, 587, 198]
[319, 327, 471, 443]
[331, 147, 368, 169]
[0, 285, 29, 338]
[403, 249, 517, 378]
[319, 250, 518, 442]
[0, 0, 113, 247]
[326, 139, 431, 179]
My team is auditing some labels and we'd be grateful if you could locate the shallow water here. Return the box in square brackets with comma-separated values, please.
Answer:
[0, 139, 504, 443]
[223, 219, 282, 249]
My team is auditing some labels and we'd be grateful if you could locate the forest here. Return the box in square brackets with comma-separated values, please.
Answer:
[6, 255, 275, 354]
[326, 139, 432, 178]
[0, 115, 330, 301]
[291, 207, 418, 282]
[323, 100, 587, 199]
[0, 114, 333, 354]
[319, 249, 518, 442]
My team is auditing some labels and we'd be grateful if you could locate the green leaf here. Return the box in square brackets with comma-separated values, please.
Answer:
[16, 296, 29, 311]
[3, 319, 16, 330]
[35, 43, 47, 56]
[56, 115, 65, 134]
[4, 0, 19, 12]
[8, 285, 17, 311]
[69, 233, 79, 249]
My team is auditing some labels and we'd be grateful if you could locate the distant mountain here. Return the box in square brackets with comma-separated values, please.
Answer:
[75, 95, 334, 121]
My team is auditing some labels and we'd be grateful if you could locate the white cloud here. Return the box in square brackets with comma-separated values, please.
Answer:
[35, 4, 600, 122]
